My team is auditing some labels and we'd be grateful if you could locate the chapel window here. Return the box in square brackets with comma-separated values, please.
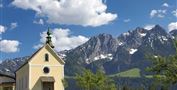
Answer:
[45, 53, 49, 62]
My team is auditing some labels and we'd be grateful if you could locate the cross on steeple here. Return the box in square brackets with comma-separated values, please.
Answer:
[46, 28, 55, 48]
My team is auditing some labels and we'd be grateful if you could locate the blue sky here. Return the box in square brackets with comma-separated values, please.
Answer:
[0, 0, 177, 60]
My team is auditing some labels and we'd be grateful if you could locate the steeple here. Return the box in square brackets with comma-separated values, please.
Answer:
[46, 28, 55, 48]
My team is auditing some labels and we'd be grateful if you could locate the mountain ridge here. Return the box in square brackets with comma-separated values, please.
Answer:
[1, 25, 177, 76]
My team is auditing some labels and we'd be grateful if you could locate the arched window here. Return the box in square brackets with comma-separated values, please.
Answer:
[45, 53, 49, 61]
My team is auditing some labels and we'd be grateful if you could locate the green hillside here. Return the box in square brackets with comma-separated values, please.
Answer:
[109, 68, 141, 78]
[65, 68, 147, 78]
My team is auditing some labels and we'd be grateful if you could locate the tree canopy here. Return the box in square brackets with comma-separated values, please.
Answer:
[75, 69, 117, 90]
[147, 41, 177, 89]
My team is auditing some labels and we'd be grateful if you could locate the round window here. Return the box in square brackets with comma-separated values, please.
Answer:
[43, 67, 50, 74]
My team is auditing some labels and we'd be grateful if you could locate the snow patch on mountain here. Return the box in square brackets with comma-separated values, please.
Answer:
[161, 36, 168, 41]
[172, 36, 175, 39]
[86, 54, 113, 64]
[59, 54, 67, 59]
[94, 54, 113, 60]
[158, 36, 168, 43]
[129, 49, 138, 54]
[139, 32, 147, 37]
[118, 42, 123, 46]
[4, 68, 10, 72]
[123, 32, 130, 36]
[154, 55, 158, 58]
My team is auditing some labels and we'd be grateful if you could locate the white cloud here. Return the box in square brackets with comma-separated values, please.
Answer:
[34, 28, 89, 51]
[150, 10, 157, 17]
[33, 44, 43, 49]
[10, 22, 18, 29]
[168, 22, 177, 31]
[0, 40, 20, 53]
[172, 9, 177, 17]
[144, 24, 155, 30]
[0, 4, 3, 8]
[33, 19, 44, 25]
[162, 3, 169, 7]
[12, 0, 117, 27]
[123, 19, 131, 23]
[150, 9, 166, 18]
[0, 25, 6, 34]
[0, 25, 20, 53]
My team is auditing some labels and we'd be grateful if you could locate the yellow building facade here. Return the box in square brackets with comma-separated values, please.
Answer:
[15, 29, 65, 90]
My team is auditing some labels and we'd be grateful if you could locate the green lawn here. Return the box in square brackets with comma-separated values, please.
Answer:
[109, 68, 141, 78]
[144, 75, 153, 78]
[65, 68, 154, 78]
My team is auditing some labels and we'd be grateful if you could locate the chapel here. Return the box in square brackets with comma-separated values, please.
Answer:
[15, 29, 65, 90]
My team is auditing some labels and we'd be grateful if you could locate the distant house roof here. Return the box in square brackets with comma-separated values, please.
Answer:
[0, 73, 15, 79]
[15, 44, 65, 73]
[0, 73, 15, 84]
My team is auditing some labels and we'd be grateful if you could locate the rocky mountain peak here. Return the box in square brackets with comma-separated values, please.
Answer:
[150, 25, 167, 35]
[154, 24, 162, 29]
[1, 25, 177, 76]
[89, 33, 113, 43]
[170, 29, 177, 39]
[98, 33, 112, 37]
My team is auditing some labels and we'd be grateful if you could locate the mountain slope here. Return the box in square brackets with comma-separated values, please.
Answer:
[110, 68, 141, 78]
[0, 25, 177, 76]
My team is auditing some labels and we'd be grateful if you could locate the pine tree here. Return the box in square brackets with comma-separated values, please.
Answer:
[76, 69, 95, 90]
[62, 78, 68, 88]
[147, 41, 177, 89]
[75, 69, 117, 90]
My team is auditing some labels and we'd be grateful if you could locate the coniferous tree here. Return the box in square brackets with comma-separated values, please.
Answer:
[75, 69, 117, 90]
[76, 69, 95, 90]
[147, 41, 177, 89]
[62, 78, 68, 89]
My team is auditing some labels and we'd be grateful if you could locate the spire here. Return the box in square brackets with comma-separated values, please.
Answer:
[46, 28, 55, 48]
